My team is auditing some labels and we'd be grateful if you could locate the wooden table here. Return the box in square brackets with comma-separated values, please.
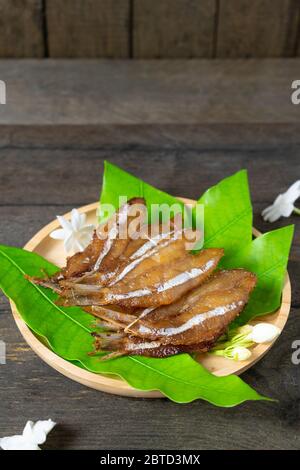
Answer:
[0, 60, 299, 450]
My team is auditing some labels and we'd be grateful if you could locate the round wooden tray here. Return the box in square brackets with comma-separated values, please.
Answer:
[10, 199, 291, 398]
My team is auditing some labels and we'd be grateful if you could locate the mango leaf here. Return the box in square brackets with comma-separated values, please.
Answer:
[197, 170, 253, 260]
[100, 161, 185, 224]
[0, 244, 269, 406]
[223, 225, 294, 326]
[101, 163, 252, 259]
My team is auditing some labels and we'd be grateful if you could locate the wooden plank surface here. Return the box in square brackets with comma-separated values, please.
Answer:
[297, 24, 300, 55]
[133, 0, 216, 58]
[46, 0, 130, 58]
[0, 124, 299, 449]
[0, 1, 299, 58]
[217, 0, 300, 58]
[0, 59, 299, 124]
[0, 0, 45, 57]
[0, 61, 299, 448]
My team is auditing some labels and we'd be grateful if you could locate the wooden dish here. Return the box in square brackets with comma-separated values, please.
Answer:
[9, 199, 291, 398]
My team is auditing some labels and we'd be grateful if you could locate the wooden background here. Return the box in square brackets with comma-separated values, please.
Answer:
[0, 0, 300, 58]
[0, 58, 299, 448]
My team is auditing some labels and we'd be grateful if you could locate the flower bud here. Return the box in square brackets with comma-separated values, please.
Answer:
[248, 323, 280, 344]
[230, 346, 252, 361]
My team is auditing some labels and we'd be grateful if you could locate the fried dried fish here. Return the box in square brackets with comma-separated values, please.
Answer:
[92, 333, 215, 359]
[126, 269, 257, 346]
[29, 194, 256, 361]
[93, 269, 256, 359]
[61, 224, 193, 291]
[58, 248, 224, 309]
[126, 269, 255, 328]
[31, 197, 147, 290]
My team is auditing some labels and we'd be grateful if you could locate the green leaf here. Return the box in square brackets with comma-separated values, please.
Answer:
[197, 170, 253, 260]
[0, 245, 95, 358]
[100, 161, 185, 223]
[223, 225, 294, 325]
[0, 244, 269, 406]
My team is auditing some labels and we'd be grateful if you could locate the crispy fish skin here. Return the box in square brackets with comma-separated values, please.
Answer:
[93, 333, 216, 359]
[92, 269, 256, 359]
[63, 212, 184, 288]
[88, 305, 137, 327]
[128, 269, 256, 327]
[29, 195, 256, 360]
[63, 197, 146, 278]
[98, 248, 223, 309]
[59, 248, 224, 309]
[60, 226, 192, 291]
[59, 230, 202, 299]
[127, 270, 257, 346]
[31, 197, 146, 289]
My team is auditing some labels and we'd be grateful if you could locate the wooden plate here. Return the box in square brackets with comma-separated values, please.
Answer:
[10, 199, 291, 398]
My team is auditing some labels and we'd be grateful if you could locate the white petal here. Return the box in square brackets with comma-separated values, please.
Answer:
[262, 181, 300, 222]
[22, 420, 35, 440]
[284, 180, 300, 202]
[77, 231, 93, 243]
[64, 233, 75, 253]
[262, 211, 277, 222]
[280, 203, 295, 217]
[273, 194, 294, 214]
[262, 202, 284, 222]
[0, 419, 56, 450]
[261, 205, 273, 217]
[79, 212, 87, 226]
[30, 419, 56, 445]
[78, 228, 94, 239]
[50, 228, 67, 240]
[249, 323, 280, 343]
[79, 224, 95, 234]
[71, 209, 82, 231]
[57, 215, 72, 232]
[77, 236, 92, 250]
[74, 237, 85, 252]
[0, 435, 40, 450]
[266, 210, 281, 223]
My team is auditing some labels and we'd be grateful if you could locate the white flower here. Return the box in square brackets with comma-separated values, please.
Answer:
[262, 180, 300, 222]
[50, 209, 94, 253]
[247, 323, 280, 344]
[230, 346, 252, 361]
[0, 419, 56, 450]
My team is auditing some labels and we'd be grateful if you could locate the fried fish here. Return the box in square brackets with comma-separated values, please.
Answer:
[30, 196, 256, 361]
[58, 248, 223, 309]
[92, 269, 257, 359]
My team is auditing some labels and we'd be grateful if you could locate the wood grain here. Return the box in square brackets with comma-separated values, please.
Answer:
[133, 0, 216, 58]
[0, 1, 299, 58]
[0, 125, 299, 448]
[217, 0, 300, 58]
[0, 0, 44, 57]
[46, 0, 130, 58]
[1, 302, 300, 450]
[0, 59, 300, 124]
[0, 56, 299, 447]
[297, 22, 300, 55]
